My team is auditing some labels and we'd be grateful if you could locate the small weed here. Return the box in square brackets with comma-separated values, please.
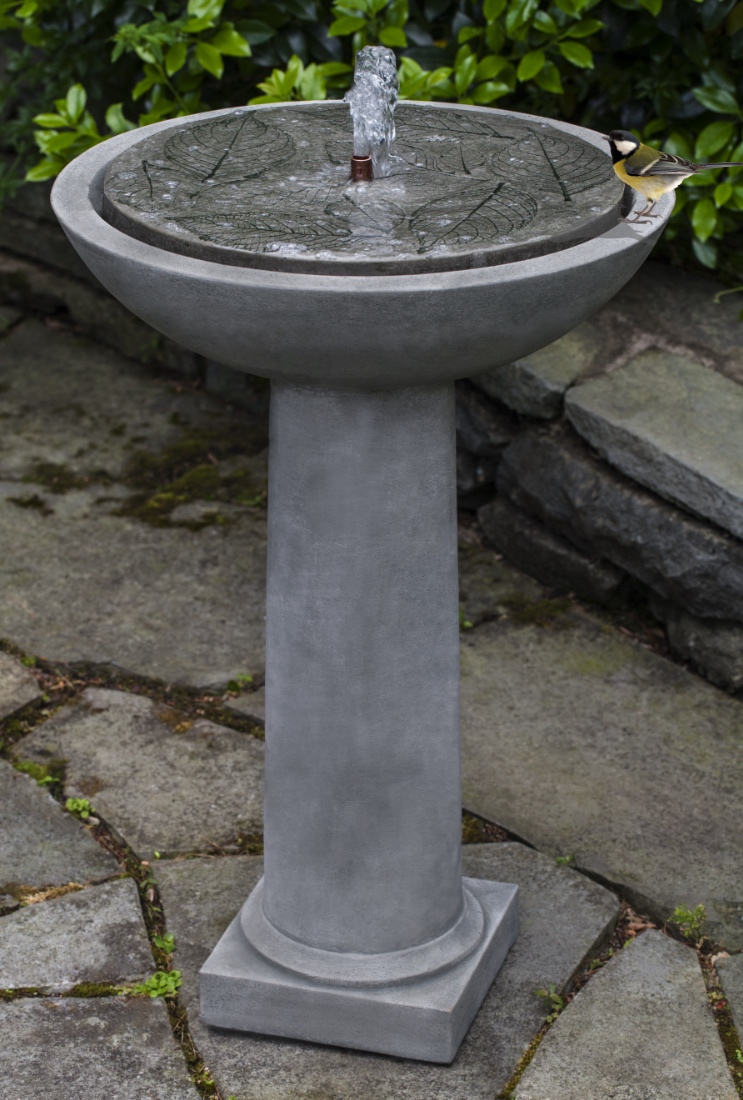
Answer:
[153, 932, 176, 955]
[133, 970, 182, 999]
[65, 796, 92, 820]
[670, 903, 706, 942]
[555, 854, 575, 866]
[226, 672, 253, 693]
[736, 1049, 743, 1064]
[14, 759, 59, 789]
[459, 606, 473, 631]
[535, 983, 564, 1021]
[20, 655, 36, 667]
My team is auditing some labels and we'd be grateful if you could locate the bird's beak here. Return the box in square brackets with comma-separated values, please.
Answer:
[602, 134, 611, 141]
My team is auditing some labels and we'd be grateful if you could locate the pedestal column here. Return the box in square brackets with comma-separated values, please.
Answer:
[200, 381, 518, 1063]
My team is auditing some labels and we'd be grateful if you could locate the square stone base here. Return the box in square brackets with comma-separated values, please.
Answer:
[199, 877, 519, 1063]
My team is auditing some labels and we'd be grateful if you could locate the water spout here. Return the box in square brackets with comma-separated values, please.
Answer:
[345, 46, 399, 180]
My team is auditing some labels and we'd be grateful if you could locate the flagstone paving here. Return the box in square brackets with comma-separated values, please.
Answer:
[460, 609, 743, 950]
[155, 844, 619, 1100]
[0, 878, 151, 991]
[0, 997, 200, 1100]
[0, 759, 118, 894]
[719, 953, 743, 1039]
[0, 651, 41, 718]
[15, 688, 265, 860]
[514, 931, 737, 1100]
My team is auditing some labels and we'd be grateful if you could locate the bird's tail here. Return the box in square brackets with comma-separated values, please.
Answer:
[701, 161, 743, 169]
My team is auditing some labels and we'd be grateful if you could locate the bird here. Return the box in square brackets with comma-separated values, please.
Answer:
[606, 129, 743, 223]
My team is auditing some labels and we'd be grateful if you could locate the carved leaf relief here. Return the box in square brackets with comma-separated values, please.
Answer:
[411, 183, 537, 253]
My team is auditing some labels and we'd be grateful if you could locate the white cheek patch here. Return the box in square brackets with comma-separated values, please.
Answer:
[615, 140, 638, 156]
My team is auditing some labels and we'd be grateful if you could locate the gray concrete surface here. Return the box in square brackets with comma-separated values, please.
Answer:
[0, 651, 40, 719]
[514, 931, 737, 1100]
[0, 878, 151, 990]
[460, 610, 743, 949]
[566, 349, 743, 540]
[0, 760, 118, 891]
[0, 997, 200, 1099]
[15, 689, 264, 859]
[158, 843, 618, 1098]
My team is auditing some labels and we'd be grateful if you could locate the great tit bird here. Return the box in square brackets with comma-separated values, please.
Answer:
[606, 129, 743, 222]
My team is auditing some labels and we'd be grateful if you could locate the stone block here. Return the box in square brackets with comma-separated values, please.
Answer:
[478, 497, 625, 605]
[16, 688, 264, 860]
[472, 321, 603, 418]
[718, 953, 743, 1040]
[0, 206, 95, 282]
[0, 996, 199, 1098]
[0, 303, 21, 333]
[460, 610, 743, 949]
[650, 596, 743, 692]
[0, 878, 152, 990]
[455, 383, 517, 459]
[224, 686, 265, 723]
[514, 932, 737, 1099]
[0, 760, 118, 891]
[497, 425, 743, 622]
[566, 349, 743, 539]
[0, 651, 41, 719]
[156, 843, 618, 1098]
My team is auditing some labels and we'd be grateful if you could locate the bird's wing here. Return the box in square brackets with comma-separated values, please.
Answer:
[625, 150, 697, 177]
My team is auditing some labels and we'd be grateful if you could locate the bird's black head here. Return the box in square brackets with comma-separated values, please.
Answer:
[606, 130, 641, 164]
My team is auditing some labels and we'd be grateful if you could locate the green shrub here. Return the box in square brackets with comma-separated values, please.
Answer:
[0, 0, 741, 280]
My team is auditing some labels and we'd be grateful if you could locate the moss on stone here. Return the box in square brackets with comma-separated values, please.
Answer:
[500, 592, 572, 628]
[65, 982, 121, 998]
[23, 461, 91, 494]
[7, 492, 53, 515]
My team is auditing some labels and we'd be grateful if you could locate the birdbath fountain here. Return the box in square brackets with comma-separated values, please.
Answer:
[52, 47, 672, 1064]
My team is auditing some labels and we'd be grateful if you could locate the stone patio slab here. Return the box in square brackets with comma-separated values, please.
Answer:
[156, 843, 618, 1098]
[0, 651, 40, 718]
[0, 878, 151, 991]
[566, 349, 743, 540]
[0, 760, 118, 892]
[0, 318, 268, 687]
[16, 688, 264, 859]
[460, 612, 743, 949]
[0, 995, 199, 1099]
[718, 953, 743, 1039]
[514, 931, 737, 1099]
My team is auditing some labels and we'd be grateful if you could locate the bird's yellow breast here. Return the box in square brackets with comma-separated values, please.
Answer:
[612, 160, 681, 199]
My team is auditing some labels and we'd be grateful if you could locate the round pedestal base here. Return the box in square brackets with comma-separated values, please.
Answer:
[240, 877, 486, 987]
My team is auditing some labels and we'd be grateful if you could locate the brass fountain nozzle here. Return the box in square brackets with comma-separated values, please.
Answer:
[350, 155, 373, 182]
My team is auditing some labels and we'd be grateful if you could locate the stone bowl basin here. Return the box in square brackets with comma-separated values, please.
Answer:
[51, 103, 672, 391]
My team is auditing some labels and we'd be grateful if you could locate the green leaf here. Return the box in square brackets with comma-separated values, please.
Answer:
[378, 25, 407, 45]
[695, 120, 736, 160]
[517, 48, 544, 80]
[165, 41, 188, 76]
[105, 103, 136, 134]
[476, 54, 508, 80]
[483, 0, 506, 20]
[714, 181, 733, 206]
[235, 19, 275, 45]
[558, 40, 593, 67]
[187, 0, 223, 21]
[563, 17, 602, 36]
[65, 84, 87, 124]
[692, 237, 717, 268]
[132, 70, 159, 101]
[210, 25, 252, 56]
[26, 159, 62, 182]
[471, 81, 511, 103]
[535, 60, 563, 93]
[691, 196, 717, 241]
[505, 0, 538, 35]
[328, 14, 367, 34]
[637, 0, 662, 14]
[195, 40, 224, 78]
[532, 10, 557, 33]
[458, 25, 484, 42]
[32, 113, 69, 129]
[691, 87, 739, 115]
